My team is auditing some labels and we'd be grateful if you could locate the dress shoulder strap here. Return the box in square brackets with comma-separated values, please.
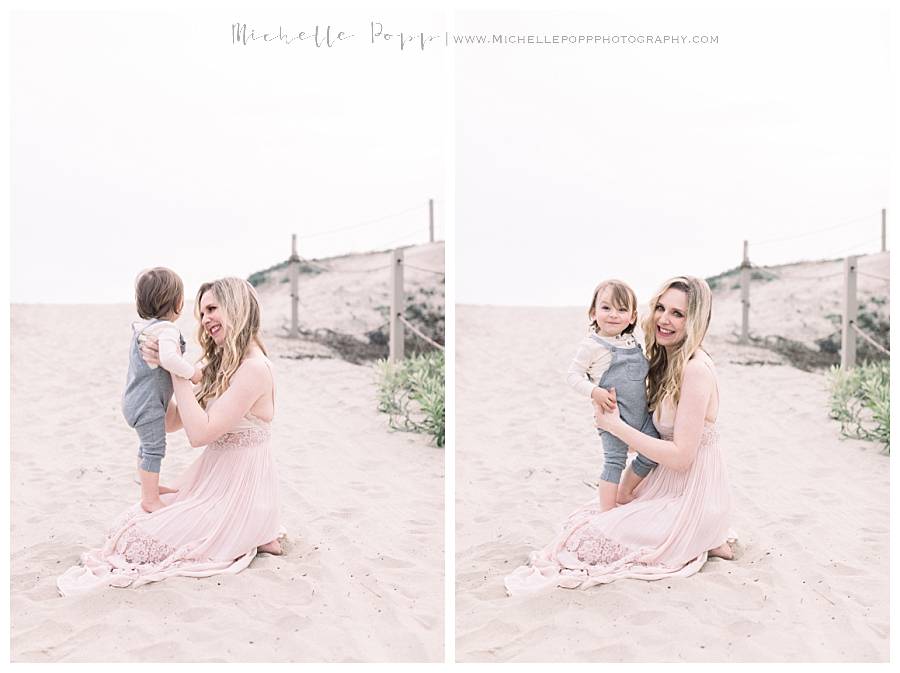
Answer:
[694, 349, 719, 421]
[261, 355, 276, 407]
[236, 353, 276, 420]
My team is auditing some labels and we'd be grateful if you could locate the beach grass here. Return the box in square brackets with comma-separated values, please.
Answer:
[374, 351, 445, 448]
[828, 361, 890, 453]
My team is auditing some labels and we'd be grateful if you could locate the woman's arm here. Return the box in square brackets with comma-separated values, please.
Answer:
[171, 359, 270, 448]
[594, 359, 715, 472]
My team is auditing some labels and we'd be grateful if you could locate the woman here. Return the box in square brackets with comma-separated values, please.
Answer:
[58, 278, 283, 596]
[505, 276, 733, 595]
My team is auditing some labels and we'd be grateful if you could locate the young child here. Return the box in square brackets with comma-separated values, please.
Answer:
[565, 279, 659, 511]
[122, 267, 201, 513]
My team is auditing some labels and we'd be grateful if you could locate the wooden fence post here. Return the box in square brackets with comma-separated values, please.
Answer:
[881, 208, 886, 253]
[389, 248, 405, 362]
[429, 198, 435, 243]
[289, 234, 300, 339]
[841, 255, 858, 370]
[740, 240, 750, 344]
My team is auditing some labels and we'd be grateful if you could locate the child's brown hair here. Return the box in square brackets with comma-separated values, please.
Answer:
[588, 279, 638, 333]
[135, 267, 184, 320]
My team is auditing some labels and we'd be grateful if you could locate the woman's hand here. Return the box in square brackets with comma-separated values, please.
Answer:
[593, 389, 622, 431]
[591, 386, 617, 412]
[139, 334, 161, 367]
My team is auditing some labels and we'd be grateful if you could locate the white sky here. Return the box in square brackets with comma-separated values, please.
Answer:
[7, 3, 893, 306]
[455, 6, 891, 306]
[10, 9, 448, 303]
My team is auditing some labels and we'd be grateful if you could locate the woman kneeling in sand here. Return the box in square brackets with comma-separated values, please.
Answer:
[58, 278, 284, 596]
[505, 276, 733, 595]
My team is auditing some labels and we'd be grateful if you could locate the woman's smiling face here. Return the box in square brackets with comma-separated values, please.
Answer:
[199, 290, 227, 346]
[652, 288, 688, 348]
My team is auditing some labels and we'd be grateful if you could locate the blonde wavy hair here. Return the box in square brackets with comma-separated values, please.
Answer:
[194, 277, 267, 408]
[642, 276, 712, 412]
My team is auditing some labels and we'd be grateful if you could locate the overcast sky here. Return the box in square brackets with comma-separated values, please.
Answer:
[11, 9, 448, 303]
[455, 6, 891, 306]
[9, 4, 892, 306]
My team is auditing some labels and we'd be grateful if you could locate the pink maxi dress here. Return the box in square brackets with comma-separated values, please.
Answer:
[505, 393, 731, 595]
[58, 377, 283, 596]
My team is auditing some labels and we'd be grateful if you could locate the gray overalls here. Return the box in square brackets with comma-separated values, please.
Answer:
[121, 319, 185, 473]
[593, 334, 659, 483]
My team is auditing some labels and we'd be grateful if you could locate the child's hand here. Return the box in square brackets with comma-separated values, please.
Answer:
[190, 364, 203, 385]
[591, 386, 617, 412]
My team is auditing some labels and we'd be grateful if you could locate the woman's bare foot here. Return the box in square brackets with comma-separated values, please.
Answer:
[708, 542, 734, 560]
[158, 484, 179, 495]
[141, 498, 167, 513]
[257, 539, 283, 555]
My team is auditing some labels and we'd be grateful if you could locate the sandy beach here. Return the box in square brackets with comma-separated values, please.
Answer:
[455, 255, 889, 662]
[10, 245, 445, 662]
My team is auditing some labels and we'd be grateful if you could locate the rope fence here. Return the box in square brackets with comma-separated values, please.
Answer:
[773, 271, 844, 281]
[388, 248, 445, 361]
[752, 211, 883, 247]
[851, 323, 889, 355]
[316, 263, 392, 275]
[297, 203, 428, 241]
[402, 263, 445, 276]
[382, 227, 435, 248]
[827, 237, 883, 258]
[858, 271, 890, 282]
[735, 208, 889, 370]
[282, 220, 444, 361]
[399, 316, 445, 351]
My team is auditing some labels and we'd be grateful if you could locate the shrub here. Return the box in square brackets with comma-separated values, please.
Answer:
[247, 259, 322, 287]
[828, 361, 890, 453]
[375, 351, 445, 447]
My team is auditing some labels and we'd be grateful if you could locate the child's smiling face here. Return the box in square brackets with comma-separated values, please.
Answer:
[591, 287, 636, 337]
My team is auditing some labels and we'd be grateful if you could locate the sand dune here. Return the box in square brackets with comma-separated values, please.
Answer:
[11, 243, 445, 662]
[708, 251, 889, 349]
[253, 242, 445, 360]
[455, 257, 889, 662]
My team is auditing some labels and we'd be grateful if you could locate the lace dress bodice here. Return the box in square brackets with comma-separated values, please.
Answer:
[207, 404, 272, 451]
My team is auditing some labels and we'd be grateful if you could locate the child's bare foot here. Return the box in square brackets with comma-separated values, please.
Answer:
[141, 498, 167, 513]
[139, 470, 168, 512]
[257, 539, 283, 555]
[158, 484, 179, 495]
[708, 542, 734, 560]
